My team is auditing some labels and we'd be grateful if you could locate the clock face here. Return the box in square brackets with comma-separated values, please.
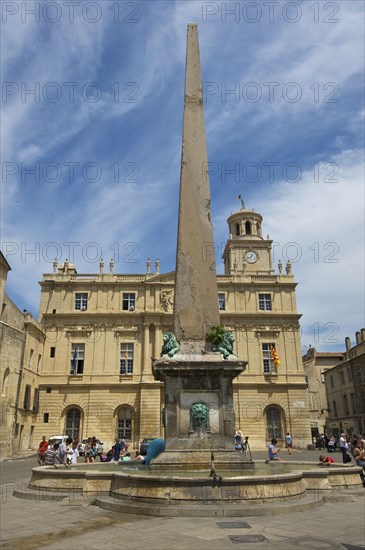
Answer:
[244, 251, 258, 264]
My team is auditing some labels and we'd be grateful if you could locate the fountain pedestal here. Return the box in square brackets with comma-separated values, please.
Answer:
[152, 346, 251, 470]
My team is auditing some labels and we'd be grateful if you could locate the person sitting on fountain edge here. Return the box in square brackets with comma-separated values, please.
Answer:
[268, 438, 282, 461]
[235, 430, 243, 451]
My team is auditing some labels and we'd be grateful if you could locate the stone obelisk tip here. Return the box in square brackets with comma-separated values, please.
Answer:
[173, 23, 220, 344]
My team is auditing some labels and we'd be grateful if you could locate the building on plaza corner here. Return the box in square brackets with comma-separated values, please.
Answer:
[0, 252, 45, 457]
[302, 347, 345, 442]
[324, 330, 365, 439]
[31, 206, 311, 451]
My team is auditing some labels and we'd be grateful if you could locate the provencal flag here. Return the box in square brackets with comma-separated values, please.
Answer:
[271, 346, 281, 368]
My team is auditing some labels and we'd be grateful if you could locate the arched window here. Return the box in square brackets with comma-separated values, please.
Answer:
[266, 405, 282, 439]
[245, 221, 252, 235]
[117, 407, 133, 440]
[1, 368, 10, 397]
[64, 407, 81, 440]
[235, 223, 240, 236]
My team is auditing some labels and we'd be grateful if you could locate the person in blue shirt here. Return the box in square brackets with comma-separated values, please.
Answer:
[113, 438, 125, 461]
[268, 438, 282, 461]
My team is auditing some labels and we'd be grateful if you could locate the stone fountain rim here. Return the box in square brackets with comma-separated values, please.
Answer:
[31, 462, 362, 484]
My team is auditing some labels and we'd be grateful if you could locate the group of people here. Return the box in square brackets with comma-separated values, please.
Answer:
[37, 436, 99, 466]
[316, 433, 338, 451]
[319, 433, 365, 466]
[37, 435, 165, 467]
[37, 436, 77, 467]
[263, 430, 365, 470]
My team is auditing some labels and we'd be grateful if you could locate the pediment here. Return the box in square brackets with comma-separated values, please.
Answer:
[146, 271, 175, 284]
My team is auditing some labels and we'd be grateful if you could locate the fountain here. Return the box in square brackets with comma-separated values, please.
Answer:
[26, 24, 363, 516]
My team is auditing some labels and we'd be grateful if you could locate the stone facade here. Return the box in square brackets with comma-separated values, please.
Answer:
[302, 348, 345, 441]
[27, 207, 311, 452]
[0, 252, 45, 457]
[324, 330, 365, 438]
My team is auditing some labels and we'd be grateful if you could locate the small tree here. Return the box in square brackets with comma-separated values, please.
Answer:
[206, 325, 226, 347]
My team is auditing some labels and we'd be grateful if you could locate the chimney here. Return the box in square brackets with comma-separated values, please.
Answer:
[355, 331, 361, 345]
[345, 337, 351, 351]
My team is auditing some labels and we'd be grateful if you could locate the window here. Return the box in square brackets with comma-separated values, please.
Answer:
[235, 223, 240, 236]
[339, 371, 345, 384]
[37, 354, 42, 373]
[65, 408, 81, 440]
[117, 407, 132, 439]
[347, 368, 352, 383]
[28, 349, 34, 369]
[330, 375, 334, 388]
[245, 221, 251, 235]
[262, 343, 276, 374]
[333, 400, 338, 417]
[120, 343, 134, 374]
[46, 387, 52, 393]
[350, 393, 356, 414]
[259, 294, 272, 311]
[266, 406, 282, 439]
[218, 293, 226, 311]
[75, 293, 88, 311]
[70, 344, 85, 375]
[343, 394, 349, 416]
[122, 293, 135, 311]
[23, 385, 31, 410]
[44, 413, 49, 423]
[1, 368, 10, 397]
[33, 389, 40, 413]
[50, 347, 55, 358]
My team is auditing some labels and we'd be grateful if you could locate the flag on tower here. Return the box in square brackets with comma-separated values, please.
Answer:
[270, 345, 281, 368]
[237, 194, 245, 209]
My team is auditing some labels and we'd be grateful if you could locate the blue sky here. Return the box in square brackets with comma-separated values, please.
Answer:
[1, 0, 364, 352]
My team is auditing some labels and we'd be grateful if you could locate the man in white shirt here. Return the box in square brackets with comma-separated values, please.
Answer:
[339, 433, 349, 464]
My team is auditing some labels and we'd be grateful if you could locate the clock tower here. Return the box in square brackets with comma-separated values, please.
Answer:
[222, 206, 274, 275]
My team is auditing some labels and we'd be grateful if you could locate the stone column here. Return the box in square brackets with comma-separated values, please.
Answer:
[142, 323, 149, 375]
[154, 323, 161, 359]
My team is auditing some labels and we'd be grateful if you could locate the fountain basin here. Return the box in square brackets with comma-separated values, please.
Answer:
[28, 462, 363, 506]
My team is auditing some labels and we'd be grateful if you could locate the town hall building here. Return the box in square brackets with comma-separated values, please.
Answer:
[17, 205, 311, 453]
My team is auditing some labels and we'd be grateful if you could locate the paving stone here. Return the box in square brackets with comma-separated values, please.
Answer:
[228, 534, 268, 543]
[216, 521, 251, 529]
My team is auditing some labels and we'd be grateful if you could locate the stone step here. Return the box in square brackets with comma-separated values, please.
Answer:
[13, 488, 68, 502]
[95, 492, 325, 517]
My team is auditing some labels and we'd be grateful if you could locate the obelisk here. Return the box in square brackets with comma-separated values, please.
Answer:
[152, 24, 247, 465]
[173, 23, 220, 344]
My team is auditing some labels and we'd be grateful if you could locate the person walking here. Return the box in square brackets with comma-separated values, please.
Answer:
[285, 433, 293, 455]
